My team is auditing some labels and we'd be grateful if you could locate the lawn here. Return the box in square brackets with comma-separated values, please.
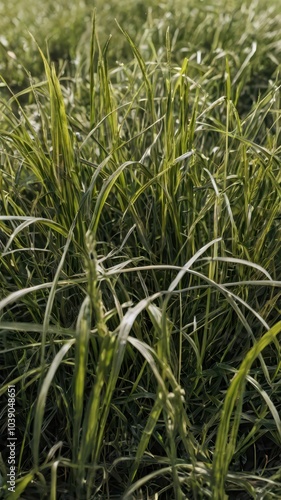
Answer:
[0, 0, 281, 498]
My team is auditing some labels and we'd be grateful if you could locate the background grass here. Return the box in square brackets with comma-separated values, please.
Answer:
[0, 0, 281, 498]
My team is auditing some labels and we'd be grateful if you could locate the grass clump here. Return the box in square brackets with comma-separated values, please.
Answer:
[0, 0, 281, 498]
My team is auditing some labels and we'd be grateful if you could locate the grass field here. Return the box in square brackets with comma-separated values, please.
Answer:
[0, 0, 281, 498]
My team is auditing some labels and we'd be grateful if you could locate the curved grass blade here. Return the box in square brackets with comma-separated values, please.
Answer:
[211, 321, 281, 500]
[32, 340, 75, 468]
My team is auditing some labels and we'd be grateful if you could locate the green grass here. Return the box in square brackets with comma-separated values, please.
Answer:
[0, 0, 281, 498]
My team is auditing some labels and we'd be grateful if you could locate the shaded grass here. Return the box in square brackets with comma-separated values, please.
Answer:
[0, 0, 281, 498]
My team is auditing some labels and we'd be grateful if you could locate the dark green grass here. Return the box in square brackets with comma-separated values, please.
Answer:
[0, 1, 281, 498]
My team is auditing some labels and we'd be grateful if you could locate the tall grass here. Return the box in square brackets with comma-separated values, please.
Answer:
[1, 0, 281, 498]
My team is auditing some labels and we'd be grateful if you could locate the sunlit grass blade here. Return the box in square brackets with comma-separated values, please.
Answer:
[212, 321, 281, 499]
[32, 340, 75, 468]
[72, 295, 91, 463]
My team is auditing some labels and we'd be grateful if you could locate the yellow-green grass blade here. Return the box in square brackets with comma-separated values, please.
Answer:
[73, 295, 91, 463]
[211, 321, 281, 499]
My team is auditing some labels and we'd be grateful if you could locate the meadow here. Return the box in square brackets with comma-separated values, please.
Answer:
[0, 0, 281, 498]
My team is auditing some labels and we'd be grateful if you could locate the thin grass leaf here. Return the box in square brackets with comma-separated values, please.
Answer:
[32, 340, 75, 467]
[73, 295, 91, 462]
[212, 321, 281, 500]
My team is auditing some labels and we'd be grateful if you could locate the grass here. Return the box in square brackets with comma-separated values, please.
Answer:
[0, 0, 281, 498]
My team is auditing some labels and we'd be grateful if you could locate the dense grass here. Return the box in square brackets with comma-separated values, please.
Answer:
[0, 0, 281, 498]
